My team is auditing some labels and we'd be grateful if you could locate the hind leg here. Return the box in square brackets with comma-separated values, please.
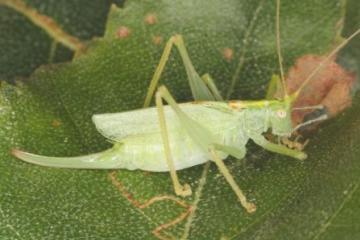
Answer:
[155, 86, 255, 212]
[155, 86, 191, 197]
[144, 35, 221, 107]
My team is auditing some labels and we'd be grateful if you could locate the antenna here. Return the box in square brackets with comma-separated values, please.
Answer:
[292, 114, 328, 132]
[291, 28, 360, 100]
[292, 105, 324, 111]
[276, 0, 287, 97]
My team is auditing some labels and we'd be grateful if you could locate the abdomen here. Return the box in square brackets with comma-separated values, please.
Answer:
[119, 124, 247, 172]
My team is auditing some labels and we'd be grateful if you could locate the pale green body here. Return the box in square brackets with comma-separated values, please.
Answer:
[14, 102, 271, 171]
[93, 103, 254, 171]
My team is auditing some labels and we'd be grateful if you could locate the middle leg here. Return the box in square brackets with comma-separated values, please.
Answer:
[209, 145, 256, 213]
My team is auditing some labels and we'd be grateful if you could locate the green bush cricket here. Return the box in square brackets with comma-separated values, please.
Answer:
[11, 0, 360, 213]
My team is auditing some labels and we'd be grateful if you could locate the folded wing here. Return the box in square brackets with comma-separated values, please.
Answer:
[92, 103, 235, 142]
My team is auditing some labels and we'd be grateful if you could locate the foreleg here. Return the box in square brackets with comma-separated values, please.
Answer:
[251, 135, 307, 160]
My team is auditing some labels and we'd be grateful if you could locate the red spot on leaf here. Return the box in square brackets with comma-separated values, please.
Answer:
[152, 35, 163, 45]
[222, 48, 234, 62]
[52, 119, 62, 127]
[116, 26, 131, 39]
[145, 13, 158, 25]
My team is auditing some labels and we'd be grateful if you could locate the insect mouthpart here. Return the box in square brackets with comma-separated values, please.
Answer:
[273, 130, 292, 137]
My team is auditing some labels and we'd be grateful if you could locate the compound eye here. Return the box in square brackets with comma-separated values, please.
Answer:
[276, 109, 287, 118]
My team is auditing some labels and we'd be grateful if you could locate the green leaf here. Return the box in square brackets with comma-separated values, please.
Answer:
[1, 0, 359, 239]
[0, 0, 111, 81]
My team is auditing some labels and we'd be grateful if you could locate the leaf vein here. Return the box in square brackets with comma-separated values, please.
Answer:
[181, 162, 211, 239]
[226, 0, 265, 99]
[312, 183, 359, 240]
